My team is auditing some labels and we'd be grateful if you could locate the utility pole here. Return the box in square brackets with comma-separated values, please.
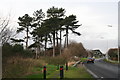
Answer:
[106, 25, 112, 61]
[118, 47, 119, 63]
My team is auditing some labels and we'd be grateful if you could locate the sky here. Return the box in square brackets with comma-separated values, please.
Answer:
[0, 0, 119, 53]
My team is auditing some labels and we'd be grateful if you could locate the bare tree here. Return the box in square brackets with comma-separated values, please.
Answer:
[0, 15, 15, 45]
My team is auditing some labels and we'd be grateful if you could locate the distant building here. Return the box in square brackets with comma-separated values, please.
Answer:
[92, 50, 103, 58]
[86, 49, 103, 58]
[108, 48, 119, 61]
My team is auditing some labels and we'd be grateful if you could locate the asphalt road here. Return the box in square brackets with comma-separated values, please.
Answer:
[84, 58, 119, 78]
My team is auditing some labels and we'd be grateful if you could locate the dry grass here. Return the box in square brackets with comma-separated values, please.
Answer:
[68, 61, 76, 66]
[2, 56, 67, 78]
[41, 56, 67, 65]
[2, 56, 46, 78]
[62, 41, 88, 60]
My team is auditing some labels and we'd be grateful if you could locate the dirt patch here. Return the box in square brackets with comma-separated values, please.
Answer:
[68, 61, 75, 66]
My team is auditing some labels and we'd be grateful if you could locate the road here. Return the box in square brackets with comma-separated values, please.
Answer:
[84, 58, 119, 78]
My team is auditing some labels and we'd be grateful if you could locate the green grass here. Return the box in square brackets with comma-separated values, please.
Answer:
[25, 65, 93, 78]
[47, 70, 60, 78]
[3, 57, 93, 78]
[25, 74, 43, 78]
[64, 67, 93, 78]
[80, 58, 87, 62]
[47, 66, 93, 78]
[25, 64, 58, 78]
[103, 59, 119, 64]
[46, 65, 58, 75]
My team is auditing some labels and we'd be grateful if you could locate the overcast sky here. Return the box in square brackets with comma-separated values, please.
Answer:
[0, 0, 119, 53]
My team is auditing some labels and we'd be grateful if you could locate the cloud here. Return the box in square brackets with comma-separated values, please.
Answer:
[0, 0, 118, 52]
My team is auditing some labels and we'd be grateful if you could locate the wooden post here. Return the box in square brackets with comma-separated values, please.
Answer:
[60, 66, 64, 79]
[43, 66, 46, 79]
[66, 62, 68, 70]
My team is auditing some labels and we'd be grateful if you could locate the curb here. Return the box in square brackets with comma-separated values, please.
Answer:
[73, 61, 80, 67]
[73, 61, 99, 78]
[83, 64, 99, 78]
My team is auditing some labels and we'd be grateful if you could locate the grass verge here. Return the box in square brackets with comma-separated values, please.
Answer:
[47, 66, 93, 78]
[3, 56, 46, 78]
[103, 59, 119, 64]
[3, 56, 93, 78]
[64, 66, 93, 78]
[25, 64, 58, 78]
[80, 58, 87, 62]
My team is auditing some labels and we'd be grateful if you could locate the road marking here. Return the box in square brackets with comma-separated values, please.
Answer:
[86, 68, 99, 78]
[101, 77, 104, 78]
[83, 65, 99, 78]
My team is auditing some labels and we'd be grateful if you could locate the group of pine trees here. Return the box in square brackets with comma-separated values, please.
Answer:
[13, 6, 82, 58]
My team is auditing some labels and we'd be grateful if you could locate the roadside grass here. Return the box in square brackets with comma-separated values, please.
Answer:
[65, 66, 93, 78]
[47, 66, 93, 78]
[103, 59, 119, 64]
[47, 70, 59, 78]
[3, 56, 93, 78]
[41, 56, 67, 65]
[25, 74, 43, 78]
[80, 58, 87, 62]
[3, 56, 65, 78]
[25, 64, 58, 78]
[3, 56, 46, 78]
[25, 66, 43, 78]
[25, 64, 93, 78]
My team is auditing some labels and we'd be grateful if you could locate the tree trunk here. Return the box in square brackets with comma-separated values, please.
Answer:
[66, 26, 68, 48]
[53, 31, 55, 57]
[38, 44, 41, 58]
[35, 47, 38, 59]
[60, 30, 62, 55]
[44, 35, 47, 56]
[26, 27, 29, 50]
[64, 36, 66, 48]
[56, 31, 59, 47]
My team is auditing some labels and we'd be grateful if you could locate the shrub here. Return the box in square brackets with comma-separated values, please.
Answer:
[62, 41, 88, 60]
[12, 44, 24, 53]
[22, 49, 34, 58]
[44, 56, 67, 65]
[2, 43, 13, 57]
[108, 48, 118, 61]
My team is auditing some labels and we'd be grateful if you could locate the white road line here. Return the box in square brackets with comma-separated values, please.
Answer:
[83, 65, 99, 78]
[101, 77, 104, 78]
